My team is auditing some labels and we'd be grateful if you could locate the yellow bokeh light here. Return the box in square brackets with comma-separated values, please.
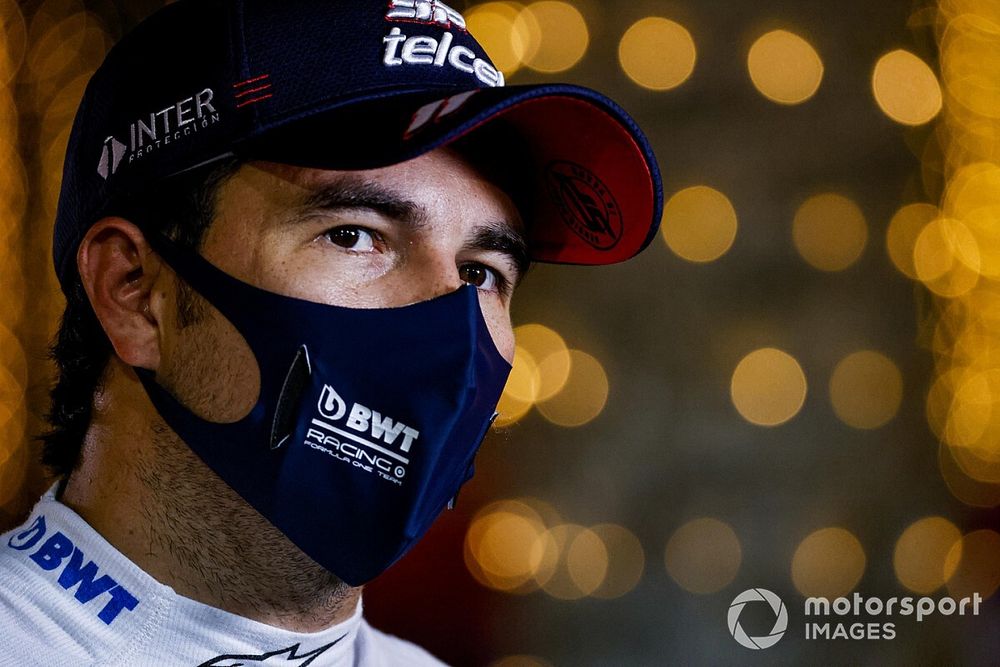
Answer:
[565, 527, 609, 596]
[0, 312, 27, 381]
[519, 1, 587, 74]
[28, 11, 88, 81]
[747, 30, 824, 105]
[513, 495, 563, 529]
[619, 17, 696, 91]
[939, 0, 1000, 23]
[27, 0, 83, 50]
[943, 161, 997, 217]
[829, 351, 903, 429]
[893, 517, 963, 594]
[0, 365, 26, 432]
[661, 186, 738, 263]
[887, 202, 938, 280]
[943, 162, 1000, 278]
[913, 217, 981, 298]
[946, 529, 1000, 600]
[945, 381, 1000, 485]
[0, 0, 27, 86]
[40, 70, 90, 152]
[589, 523, 645, 599]
[466, 2, 532, 75]
[0, 401, 27, 507]
[730, 348, 807, 427]
[664, 518, 742, 594]
[938, 442, 1000, 508]
[0, 81, 18, 147]
[926, 366, 975, 443]
[951, 445, 1000, 486]
[872, 49, 943, 125]
[464, 500, 548, 592]
[942, 113, 1000, 169]
[480, 513, 544, 585]
[535, 350, 572, 402]
[920, 216, 980, 278]
[505, 346, 540, 403]
[948, 329, 1000, 374]
[791, 527, 866, 598]
[793, 193, 868, 271]
[944, 369, 1000, 461]
[0, 442, 27, 508]
[940, 14, 1000, 119]
[42, 124, 73, 221]
[965, 287, 1000, 331]
[535, 350, 609, 427]
[28, 10, 110, 92]
[537, 523, 593, 599]
[495, 345, 537, 427]
[514, 323, 570, 401]
[934, 6, 1000, 523]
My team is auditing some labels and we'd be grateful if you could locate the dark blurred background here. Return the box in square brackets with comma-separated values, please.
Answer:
[2, 0, 999, 665]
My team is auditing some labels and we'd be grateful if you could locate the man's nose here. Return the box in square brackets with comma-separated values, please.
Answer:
[400, 252, 466, 304]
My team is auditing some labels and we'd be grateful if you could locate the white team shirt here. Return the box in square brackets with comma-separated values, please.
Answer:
[0, 485, 446, 666]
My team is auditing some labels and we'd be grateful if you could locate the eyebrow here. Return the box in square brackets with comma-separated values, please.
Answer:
[295, 176, 429, 229]
[292, 176, 531, 285]
[467, 222, 530, 286]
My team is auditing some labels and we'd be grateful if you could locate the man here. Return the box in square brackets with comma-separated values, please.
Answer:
[0, 0, 662, 664]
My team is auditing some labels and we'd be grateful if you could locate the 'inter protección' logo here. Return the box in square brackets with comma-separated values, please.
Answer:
[728, 588, 788, 650]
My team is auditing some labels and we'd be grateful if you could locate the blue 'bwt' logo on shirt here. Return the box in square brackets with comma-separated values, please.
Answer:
[8, 515, 140, 625]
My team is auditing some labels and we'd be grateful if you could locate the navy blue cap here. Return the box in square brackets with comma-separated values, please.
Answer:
[54, 0, 664, 291]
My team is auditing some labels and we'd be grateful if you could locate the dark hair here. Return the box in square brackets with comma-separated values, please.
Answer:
[40, 157, 243, 476]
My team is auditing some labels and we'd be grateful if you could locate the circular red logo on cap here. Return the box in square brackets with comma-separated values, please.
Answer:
[545, 161, 622, 251]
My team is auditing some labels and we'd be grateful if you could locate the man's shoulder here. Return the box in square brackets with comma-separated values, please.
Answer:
[358, 618, 450, 666]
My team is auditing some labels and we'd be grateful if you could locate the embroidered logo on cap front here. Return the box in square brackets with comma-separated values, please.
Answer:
[386, 0, 467, 30]
[97, 136, 127, 179]
[546, 161, 623, 250]
[382, 1, 504, 87]
[96, 87, 222, 180]
[404, 90, 479, 138]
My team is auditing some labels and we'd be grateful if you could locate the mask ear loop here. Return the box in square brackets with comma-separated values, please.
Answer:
[131, 222, 275, 432]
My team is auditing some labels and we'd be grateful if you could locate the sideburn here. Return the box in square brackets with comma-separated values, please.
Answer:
[176, 279, 207, 329]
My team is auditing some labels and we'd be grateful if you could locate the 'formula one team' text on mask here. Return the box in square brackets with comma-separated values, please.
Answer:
[132, 230, 512, 586]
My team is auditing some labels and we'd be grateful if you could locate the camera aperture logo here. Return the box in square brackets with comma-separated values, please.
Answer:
[728, 588, 789, 650]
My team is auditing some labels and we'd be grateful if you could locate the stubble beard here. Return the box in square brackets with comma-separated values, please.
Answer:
[134, 277, 357, 627]
[136, 410, 357, 626]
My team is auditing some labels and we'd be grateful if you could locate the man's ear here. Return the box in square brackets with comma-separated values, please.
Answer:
[77, 217, 164, 370]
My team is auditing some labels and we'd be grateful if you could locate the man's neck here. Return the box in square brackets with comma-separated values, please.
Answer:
[61, 383, 360, 633]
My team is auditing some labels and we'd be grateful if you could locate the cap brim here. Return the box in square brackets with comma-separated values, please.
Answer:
[236, 84, 663, 266]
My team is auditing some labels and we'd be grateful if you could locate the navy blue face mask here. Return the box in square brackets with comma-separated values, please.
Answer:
[133, 230, 512, 586]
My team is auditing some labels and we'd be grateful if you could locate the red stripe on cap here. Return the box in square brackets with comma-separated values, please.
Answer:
[236, 94, 274, 108]
[234, 74, 270, 88]
[235, 84, 272, 98]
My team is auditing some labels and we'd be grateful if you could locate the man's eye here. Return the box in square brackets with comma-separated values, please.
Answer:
[459, 263, 501, 292]
[323, 226, 376, 252]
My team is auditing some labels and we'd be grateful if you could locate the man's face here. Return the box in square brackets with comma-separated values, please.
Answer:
[154, 146, 527, 422]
